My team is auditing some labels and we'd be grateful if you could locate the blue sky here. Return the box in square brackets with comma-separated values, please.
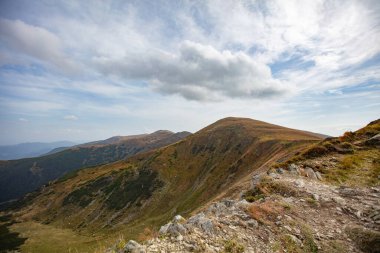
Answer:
[0, 0, 379, 145]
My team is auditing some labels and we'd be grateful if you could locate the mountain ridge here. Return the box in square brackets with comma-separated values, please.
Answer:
[0, 141, 76, 160]
[0, 130, 191, 203]
[3, 117, 325, 252]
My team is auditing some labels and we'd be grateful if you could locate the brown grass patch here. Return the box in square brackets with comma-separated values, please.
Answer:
[248, 201, 284, 224]
[137, 227, 158, 242]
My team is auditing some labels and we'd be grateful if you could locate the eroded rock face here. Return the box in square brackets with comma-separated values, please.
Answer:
[187, 213, 214, 234]
[159, 222, 187, 236]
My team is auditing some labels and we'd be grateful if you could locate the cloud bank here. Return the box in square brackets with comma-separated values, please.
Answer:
[96, 41, 289, 101]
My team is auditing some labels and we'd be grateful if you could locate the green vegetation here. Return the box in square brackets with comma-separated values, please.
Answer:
[244, 176, 304, 202]
[0, 131, 188, 203]
[223, 239, 245, 253]
[346, 226, 380, 253]
[4, 117, 324, 252]
[320, 240, 348, 253]
[105, 169, 164, 210]
[63, 168, 164, 210]
[10, 221, 100, 253]
[0, 215, 27, 252]
[322, 150, 380, 186]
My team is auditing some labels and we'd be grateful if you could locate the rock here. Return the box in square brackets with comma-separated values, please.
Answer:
[235, 199, 250, 210]
[176, 234, 183, 241]
[237, 213, 251, 221]
[269, 172, 280, 179]
[173, 215, 186, 223]
[221, 199, 235, 207]
[124, 240, 145, 253]
[276, 168, 285, 174]
[315, 171, 323, 180]
[288, 164, 298, 171]
[312, 194, 320, 201]
[166, 222, 187, 236]
[284, 225, 292, 232]
[286, 234, 302, 246]
[208, 202, 228, 216]
[188, 213, 215, 234]
[339, 187, 360, 197]
[159, 223, 171, 234]
[332, 196, 346, 205]
[183, 242, 197, 251]
[247, 219, 258, 227]
[294, 180, 305, 187]
[365, 133, 380, 146]
[305, 167, 317, 179]
[251, 174, 262, 189]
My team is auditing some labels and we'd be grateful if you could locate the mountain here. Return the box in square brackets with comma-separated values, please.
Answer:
[0, 141, 76, 160]
[0, 130, 191, 203]
[3, 117, 324, 252]
[123, 118, 378, 253]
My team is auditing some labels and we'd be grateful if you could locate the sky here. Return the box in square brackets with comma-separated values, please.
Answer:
[0, 0, 379, 145]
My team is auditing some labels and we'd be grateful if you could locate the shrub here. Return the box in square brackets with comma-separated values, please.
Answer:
[302, 145, 328, 159]
[224, 239, 245, 253]
[339, 131, 355, 142]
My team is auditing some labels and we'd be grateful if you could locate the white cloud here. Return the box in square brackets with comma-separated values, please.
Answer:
[0, 18, 77, 73]
[63, 115, 78, 120]
[18, 118, 28, 122]
[96, 41, 290, 101]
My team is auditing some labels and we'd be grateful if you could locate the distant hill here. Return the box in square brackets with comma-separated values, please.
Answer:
[8, 117, 323, 251]
[0, 141, 76, 160]
[0, 130, 191, 203]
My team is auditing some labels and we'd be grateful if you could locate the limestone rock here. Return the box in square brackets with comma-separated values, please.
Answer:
[188, 213, 215, 234]
[123, 240, 145, 253]
[305, 167, 317, 179]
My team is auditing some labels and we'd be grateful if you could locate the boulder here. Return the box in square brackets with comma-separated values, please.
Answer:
[247, 219, 258, 228]
[288, 164, 304, 176]
[123, 240, 145, 253]
[315, 171, 323, 180]
[173, 215, 186, 223]
[188, 213, 215, 234]
[207, 202, 230, 216]
[269, 172, 280, 179]
[305, 167, 317, 179]
[251, 174, 262, 189]
[159, 222, 187, 236]
[221, 199, 235, 207]
[166, 222, 187, 236]
[159, 223, 171, 234]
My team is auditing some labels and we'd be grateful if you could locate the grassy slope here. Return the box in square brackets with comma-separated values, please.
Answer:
[7, 117, 323, 252]
[273, 119, 380, 187]
[0, 131, 190, 203]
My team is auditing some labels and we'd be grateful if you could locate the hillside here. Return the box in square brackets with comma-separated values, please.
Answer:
[2, 117, 323, 252]
[111, 119, 380, 253]
[0, 141, 76, 160]
[0, 130, 190, 203]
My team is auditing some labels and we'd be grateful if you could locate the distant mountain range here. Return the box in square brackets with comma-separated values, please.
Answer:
[0, 130, 191, 203]
[0, 141, 76, 160]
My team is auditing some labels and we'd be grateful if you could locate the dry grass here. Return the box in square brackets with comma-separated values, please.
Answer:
[346, 226, 380, 253]
[137, 227, 158, 242]
[248, 200, 284, 224]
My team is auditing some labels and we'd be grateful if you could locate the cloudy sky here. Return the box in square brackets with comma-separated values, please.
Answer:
[0, 0, 379, 144]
